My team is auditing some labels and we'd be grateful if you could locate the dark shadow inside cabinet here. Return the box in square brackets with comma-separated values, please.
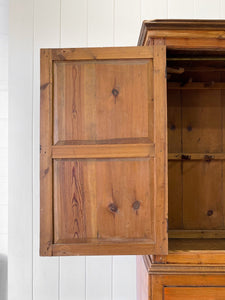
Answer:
[167, 49, 225, 251]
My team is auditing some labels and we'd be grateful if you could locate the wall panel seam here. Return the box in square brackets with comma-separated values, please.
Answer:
[31, 0, 35, 299]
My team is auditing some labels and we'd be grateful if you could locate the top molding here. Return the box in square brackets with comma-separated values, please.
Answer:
[138, 19, 225, 46]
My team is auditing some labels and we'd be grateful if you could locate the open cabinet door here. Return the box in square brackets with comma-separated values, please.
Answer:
[40, 46, 167, 256]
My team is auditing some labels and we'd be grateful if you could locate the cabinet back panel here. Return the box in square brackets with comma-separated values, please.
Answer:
[168, 161, 183, 229]
[182, 90, 222, 153]
[183, 161, 224, 229]
[168, 67, 225, 232]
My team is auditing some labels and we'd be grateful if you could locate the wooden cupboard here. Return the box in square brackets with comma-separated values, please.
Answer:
[137, 19, 225, 299]
[40, 19, 225, 297]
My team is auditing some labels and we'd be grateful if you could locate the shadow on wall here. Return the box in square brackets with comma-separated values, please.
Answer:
[0, 254, 7, 300]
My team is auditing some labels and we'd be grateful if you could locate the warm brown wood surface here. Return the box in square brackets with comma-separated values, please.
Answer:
[164, 287, 225, 299]
[169, 230, 225, 239]
[40, 46, 168, 256]
[52, 143, 155, 158]
[138, 20, 225, 47]
[152, 251, 225, 265]
[137, 20, 225, 300]
[153, 275, 225, 300]
[40, 49, 54, 256]
[53, 58, 151, 144]
[167, 73, 225, 235]
[53, 159, 154, 242]
[137, 255, 225, 299]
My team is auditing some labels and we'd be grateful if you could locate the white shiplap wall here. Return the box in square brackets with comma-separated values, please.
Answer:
[8, 1, 225, 300]
[0, 0, 8, 299]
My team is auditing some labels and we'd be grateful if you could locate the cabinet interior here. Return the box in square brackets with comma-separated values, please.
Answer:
[167, 49, 225, 252]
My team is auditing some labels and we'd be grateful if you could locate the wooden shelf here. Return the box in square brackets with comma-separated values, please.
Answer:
[169, 230, 225, 239]
[168, 153, 225, 161]
[168, 82, 225, 89]
[169, 238, 225, 251]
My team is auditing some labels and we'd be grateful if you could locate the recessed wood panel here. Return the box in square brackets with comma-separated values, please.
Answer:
[167, 90, 181, 153]
[183, 161, 224, 230]
[168, 161, 182, 229]
[53, 59, 152, 144]
[164, 287, 225, 299]
[168, 84, 225, 233]
[54, 159, 154, 242]
[182, 90, 222, 153]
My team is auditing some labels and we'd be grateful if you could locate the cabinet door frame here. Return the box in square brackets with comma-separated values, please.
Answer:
[151, 274, 225, 300]
[40, 46, 168, 256]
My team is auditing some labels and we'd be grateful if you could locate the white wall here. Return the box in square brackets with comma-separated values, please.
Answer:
[0, 0, 8, 299]
[8, 1, 225, 300]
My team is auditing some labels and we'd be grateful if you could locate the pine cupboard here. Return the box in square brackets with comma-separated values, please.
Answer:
[40, 20, 225, 298]
[137, 20, 225, 300]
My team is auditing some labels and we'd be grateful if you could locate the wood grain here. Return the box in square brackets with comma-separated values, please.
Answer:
[152, 274, 225, 300]
[182, 161, 224, 230]
[153, 43, 168, 254]
[54, 159, 154, 241]
[169, 230, 225, 239]
[53, 59, 151, 144]
[138, 20, 225, 46]
[164, 287, 225, 299]
[40, 46, 168, 255]
[167, 73, 225, 234]
[51, 46, 153, 60]
[182, 90, 222, 153]
[40, 49, 53, 256]
[52, 143, 154, 158]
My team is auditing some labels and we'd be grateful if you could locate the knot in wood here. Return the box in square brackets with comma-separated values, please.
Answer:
[108, 203, 118, 213]
[112, 88, 119, 97]
[170, 124, 176, 130]
[207, 210, 213, 216]
[132, 200, 140, 210]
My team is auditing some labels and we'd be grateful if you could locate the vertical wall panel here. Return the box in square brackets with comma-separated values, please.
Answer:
[0, 235, 7, 254]
[220, 0, 225, 19]
[0, 205, 7, 234]
[0, 119, 7, 147]
[168, 0, 196, 18]
[87, 0, 114, 46]
[0, 56, 7, 81]
[0, 2, 8, 35]
[86, 256, 112, 300]
[196, 0, 220, 19]
[141, 0, 168, 21]
[33, 0, 60, 299]
[61, 0, 88, 47]
[115, 0, 141, 46]
[60, 257, 86, 300]
[0, 90, 8, 118]
[113, 256, 136, 300]
[8, 0, 34, 299]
